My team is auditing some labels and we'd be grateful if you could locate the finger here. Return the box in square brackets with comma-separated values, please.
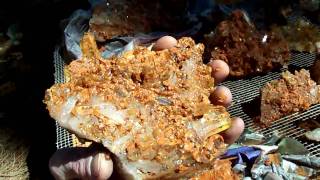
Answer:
[210, 86, 232, 107]
[208, 60, 230, 84]
[220, 117, 245, 144]
[152, 36, 177, 51]
[49, 146, 113, 180]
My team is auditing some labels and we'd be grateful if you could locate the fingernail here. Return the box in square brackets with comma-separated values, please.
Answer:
[105, 153, 111, 160]
[213, 67, 221, 72]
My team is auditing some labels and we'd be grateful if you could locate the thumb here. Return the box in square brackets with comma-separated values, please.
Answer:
[49, 145, 113, 180]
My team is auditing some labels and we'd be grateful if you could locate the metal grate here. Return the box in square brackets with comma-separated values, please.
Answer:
[53, 47, 73, 149]
[229, 104, 320, 157]
[53, 46, 320, 156]
[223, 52, 320, 157]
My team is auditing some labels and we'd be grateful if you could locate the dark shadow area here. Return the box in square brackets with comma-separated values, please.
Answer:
[287, 64, 308, 72]
[241, 96, 261, 119]
[297, 116, 320, 131]
[1, 0, 89, 179]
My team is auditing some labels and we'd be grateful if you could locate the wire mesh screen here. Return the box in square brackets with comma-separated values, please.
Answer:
[53, 47, 73, 149]
[53, 44, 320, 156]
[220, 51, 320, 157]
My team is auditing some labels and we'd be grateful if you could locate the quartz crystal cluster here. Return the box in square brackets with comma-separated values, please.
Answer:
[45, 33, 232, 179]
[205, 10, 290, 77]
[260, 69, 320, 126]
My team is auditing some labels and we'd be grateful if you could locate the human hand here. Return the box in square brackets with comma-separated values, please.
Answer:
[49, 36, 244, 180]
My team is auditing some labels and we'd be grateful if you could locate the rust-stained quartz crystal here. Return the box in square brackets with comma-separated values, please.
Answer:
[44, 33, 232, 179]
[205, 10, 290, 77]
[260, 69, 320, 127]
[89, 0, 187, 41]
[271, 18, 320, 53]
[89, 0, 151, 41]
